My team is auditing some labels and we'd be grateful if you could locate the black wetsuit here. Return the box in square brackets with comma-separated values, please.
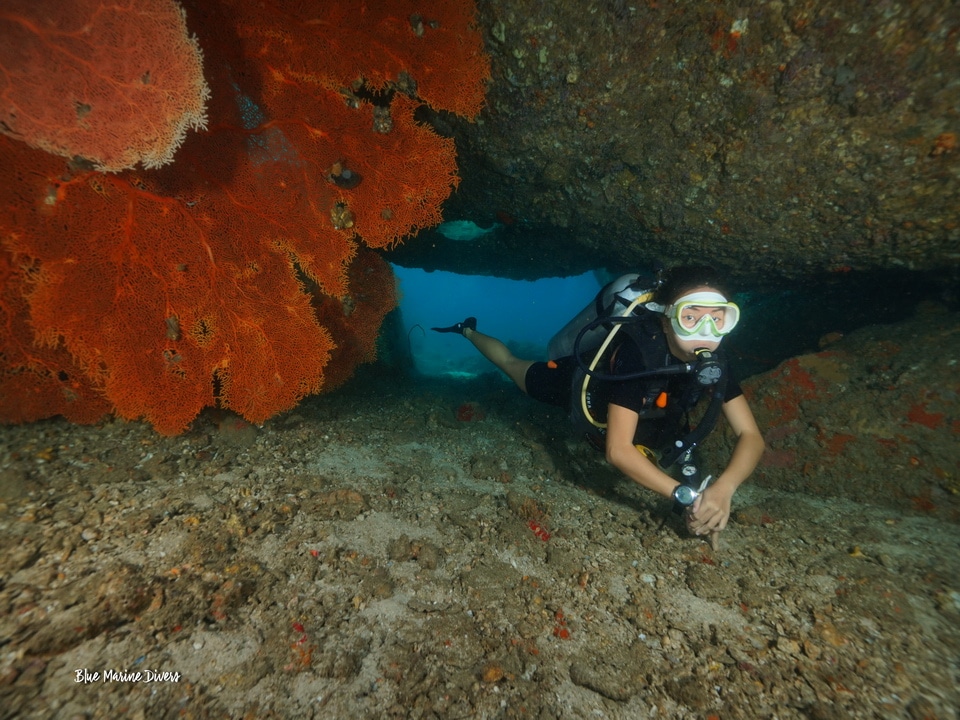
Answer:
[525, 325, 742, 454]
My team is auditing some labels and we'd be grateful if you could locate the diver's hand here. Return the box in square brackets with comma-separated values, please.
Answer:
[685, 483, 734, 536]
[684, 506, 723, 551]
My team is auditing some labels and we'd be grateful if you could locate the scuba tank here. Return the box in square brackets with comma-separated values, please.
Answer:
[548, 273, 657, 360]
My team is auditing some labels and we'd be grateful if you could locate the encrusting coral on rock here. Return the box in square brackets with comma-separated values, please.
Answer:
[0, 0, 490, 434]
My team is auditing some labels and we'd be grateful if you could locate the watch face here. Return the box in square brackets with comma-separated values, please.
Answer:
[674, 485, 697, 506]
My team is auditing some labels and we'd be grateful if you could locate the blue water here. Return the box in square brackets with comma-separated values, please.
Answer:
[391, 266, 603, 377]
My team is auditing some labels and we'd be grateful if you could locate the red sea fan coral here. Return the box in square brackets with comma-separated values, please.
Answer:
[0, 251, 113, 425]
[0, 0, 210, 172]
[0, 0, 489, 434]
[0, 137, 336, 435]
[309, 249, 399, 392]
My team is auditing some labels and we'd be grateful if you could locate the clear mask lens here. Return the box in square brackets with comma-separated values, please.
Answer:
[667, 293, 740, 339]
[681, 313, 723, 338]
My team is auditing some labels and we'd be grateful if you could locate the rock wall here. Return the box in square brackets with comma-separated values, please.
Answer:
[703, 303, 959, 517]
[423, 0, 960, 283]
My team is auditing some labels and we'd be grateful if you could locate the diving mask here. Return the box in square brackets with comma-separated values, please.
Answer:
[665, 292, 740, 339]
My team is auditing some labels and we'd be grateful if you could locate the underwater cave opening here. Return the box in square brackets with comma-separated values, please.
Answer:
[390, 265, 604, 378]
[387, 261, 955, 383]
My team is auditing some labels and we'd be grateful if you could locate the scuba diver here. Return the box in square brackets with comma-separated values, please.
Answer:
[432, 265, 765, 545]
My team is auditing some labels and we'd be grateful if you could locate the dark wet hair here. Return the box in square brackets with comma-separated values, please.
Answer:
[653, 265, 733, 305]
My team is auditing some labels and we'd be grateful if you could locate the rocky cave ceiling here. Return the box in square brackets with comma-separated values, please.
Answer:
[387, 0, 959, 290]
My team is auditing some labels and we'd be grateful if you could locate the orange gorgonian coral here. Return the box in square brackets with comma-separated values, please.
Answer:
[0, 0, 489, 433]
[0, 0, 210, 172]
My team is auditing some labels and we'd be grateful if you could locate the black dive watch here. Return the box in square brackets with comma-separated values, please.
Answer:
[672, 484, 699, 507]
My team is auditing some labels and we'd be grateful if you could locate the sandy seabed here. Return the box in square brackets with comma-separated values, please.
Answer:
[1, 371, 957, 719]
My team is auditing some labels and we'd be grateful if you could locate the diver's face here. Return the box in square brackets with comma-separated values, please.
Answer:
[663, 285, 731, 359]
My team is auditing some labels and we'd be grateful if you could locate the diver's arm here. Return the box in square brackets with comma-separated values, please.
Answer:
[605, 403, 677, 498]
[687, 394, 765, 534]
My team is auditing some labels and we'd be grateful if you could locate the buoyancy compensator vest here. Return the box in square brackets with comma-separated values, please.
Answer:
[549, 273, 729, 469]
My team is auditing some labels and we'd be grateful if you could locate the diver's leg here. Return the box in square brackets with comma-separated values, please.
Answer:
[463, 328, 535, 392]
